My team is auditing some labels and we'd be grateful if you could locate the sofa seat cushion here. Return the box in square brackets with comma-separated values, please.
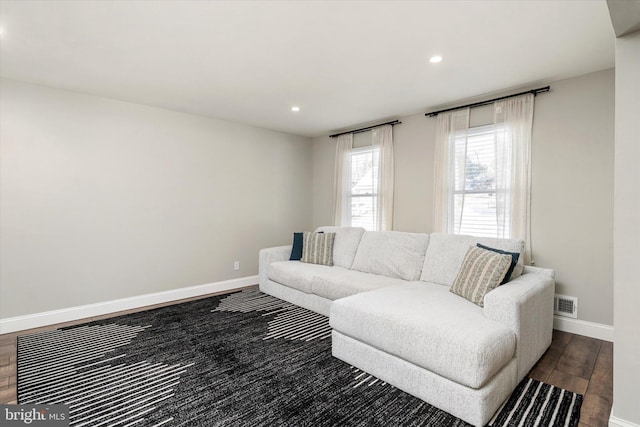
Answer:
[312, 269, 406, 301]
[351, 231, 430, 281]
[268, 261, 335, 294]
[269, 260, 404, 300]
[330, 283, 516, 389]
[420, 233, 525, 286]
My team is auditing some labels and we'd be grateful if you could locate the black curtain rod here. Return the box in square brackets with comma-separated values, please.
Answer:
[425, 86, 550, 117]
[329, 120, 401, 138]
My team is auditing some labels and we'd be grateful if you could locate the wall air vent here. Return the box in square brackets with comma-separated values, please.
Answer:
[554, 294, 578, 319]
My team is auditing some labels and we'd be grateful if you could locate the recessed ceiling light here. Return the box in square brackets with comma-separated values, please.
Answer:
[429, 55, 443, 64]
[291, 106, 300, 112]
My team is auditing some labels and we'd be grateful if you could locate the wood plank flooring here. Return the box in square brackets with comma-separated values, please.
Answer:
[1, 290, 613, 425]
[529, 330, 613, 427]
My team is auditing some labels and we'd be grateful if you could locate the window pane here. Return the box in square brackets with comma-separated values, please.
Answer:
[351, 149, 378, 196]
[350, 147, 379, 231]
[454, 127, 496, 193]
[351, 196, 377, 230]
[453, 193, 497, 237]
[451, 125, 508, 238]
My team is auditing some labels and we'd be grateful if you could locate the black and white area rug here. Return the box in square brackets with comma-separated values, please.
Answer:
[17, 289, 582, 426]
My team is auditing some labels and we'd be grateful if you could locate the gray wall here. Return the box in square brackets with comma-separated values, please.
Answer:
[0, 79, 313, 318]
[313, 68, 614, 326]
[613, 30, 640, 425]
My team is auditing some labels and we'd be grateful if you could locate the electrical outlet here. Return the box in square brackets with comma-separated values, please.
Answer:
[233, 261, 240, 271]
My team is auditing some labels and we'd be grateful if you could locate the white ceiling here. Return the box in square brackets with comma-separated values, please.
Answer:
[0, 0, 615, 137]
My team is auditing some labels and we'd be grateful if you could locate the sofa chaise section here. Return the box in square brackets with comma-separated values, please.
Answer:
[331, 265, 554, 426]
[330, 283, 516, 390]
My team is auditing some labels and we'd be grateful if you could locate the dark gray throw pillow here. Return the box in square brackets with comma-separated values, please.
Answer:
[290, 231, 324, 261]
[289, 232, 304, 260]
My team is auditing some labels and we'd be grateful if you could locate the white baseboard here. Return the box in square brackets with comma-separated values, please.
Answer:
[553, 315, 613, 342]
[0, 275, 258, 334]
[610, 415, 640, 427]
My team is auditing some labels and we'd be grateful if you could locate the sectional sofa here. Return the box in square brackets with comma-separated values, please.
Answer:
[258, 226, 555, 426]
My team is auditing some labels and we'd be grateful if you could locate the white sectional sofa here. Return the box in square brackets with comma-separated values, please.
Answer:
[258, 226, 555, 427]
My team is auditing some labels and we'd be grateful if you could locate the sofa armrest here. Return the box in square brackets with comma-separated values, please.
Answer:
[484, 272, 555, 381]
[259, 246, 292, 289]
[523, 265, 555, 278]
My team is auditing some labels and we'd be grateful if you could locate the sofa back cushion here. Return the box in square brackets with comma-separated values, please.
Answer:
[420, 233, 524, 286]
[351, 231, 430, 281]
[315, 226, 366, 269]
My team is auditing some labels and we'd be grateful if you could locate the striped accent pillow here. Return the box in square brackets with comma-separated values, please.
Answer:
[450, 246, 513, 307]
[301, 232, 335, 266]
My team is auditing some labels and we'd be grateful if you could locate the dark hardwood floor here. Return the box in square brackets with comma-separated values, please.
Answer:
[529, 330, 613, 427]
[0, 291, 613, 425]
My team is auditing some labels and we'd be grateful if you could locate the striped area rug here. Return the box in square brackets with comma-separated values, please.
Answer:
[17, 289, 581, 426]
[488, 377, 582, 426]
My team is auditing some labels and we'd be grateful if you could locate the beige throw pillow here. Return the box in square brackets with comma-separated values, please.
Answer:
[300, 232, 335, 266]
[450, 246, 513, 307]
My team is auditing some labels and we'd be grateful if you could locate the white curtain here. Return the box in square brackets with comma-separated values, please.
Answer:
[333, 134, 353, 226]
[433, 109, 470, 233]
[372, 125, 394, 231]
[494, 93, 534, 262]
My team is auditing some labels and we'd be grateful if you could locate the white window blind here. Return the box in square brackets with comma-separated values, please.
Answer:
[451, 124, 509, 238]
[350, 146, 380, 230]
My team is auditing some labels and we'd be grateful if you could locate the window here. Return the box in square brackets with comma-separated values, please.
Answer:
[349, 146, 380, 230]
[450, 124, 509, 238]
[435, 96, 533, 253]
[333, 125, 394, 231]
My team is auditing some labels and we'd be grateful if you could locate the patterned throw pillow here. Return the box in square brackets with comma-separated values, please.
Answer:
[476, 243, 520, 284]
[301, 232, 335, 266]
[450, 246, 513, 307]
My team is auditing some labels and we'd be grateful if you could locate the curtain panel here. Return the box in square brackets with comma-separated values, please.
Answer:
[372, 125, 395, 231]
[494, 93, 534, 262]
[433, 109, 470, 233]
[332, 134, 353, 227]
